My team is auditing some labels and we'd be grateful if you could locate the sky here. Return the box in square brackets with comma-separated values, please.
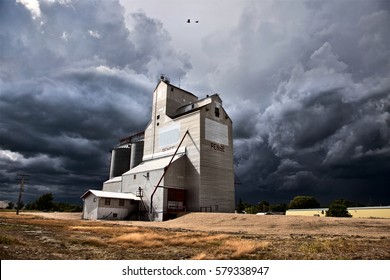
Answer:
[0, 0, 389, 206]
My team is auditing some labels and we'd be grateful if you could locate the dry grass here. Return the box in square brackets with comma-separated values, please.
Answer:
[72, 237, 107, 247]
[223, 239, 270, 258]
[110, 232, 166, 248]
[1, 211, 390, 260]
[0, 234, 22, 245]
[107, 230, 265, 259]
[299, 238, 355, 256]
[193, 239, 270, 259]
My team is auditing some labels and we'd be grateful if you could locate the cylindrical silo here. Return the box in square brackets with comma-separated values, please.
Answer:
[109, 147, 131, 178]
[130, 141, 144, 169]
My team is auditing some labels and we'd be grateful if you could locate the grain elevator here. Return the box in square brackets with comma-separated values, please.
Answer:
[81, 77, 234, 221]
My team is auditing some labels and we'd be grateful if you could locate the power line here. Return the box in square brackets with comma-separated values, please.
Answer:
[16, 174, 29, 215]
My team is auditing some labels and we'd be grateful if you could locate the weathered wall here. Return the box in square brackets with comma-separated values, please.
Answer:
[82, 193, 98, 220]
[199, 96, 235, 213]
[96, 197, 136, 220]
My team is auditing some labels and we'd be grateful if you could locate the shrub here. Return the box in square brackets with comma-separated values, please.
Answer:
[326, 199, 352, 217]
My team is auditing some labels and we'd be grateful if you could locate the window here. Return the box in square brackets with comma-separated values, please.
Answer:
[157, 115, 160, 120]
[133, 174, 136, 180]
[105, 198, 111, 205]
[214, 107, 220, 117]
[113, 213, 117, 218]
[119, 199, 125, 206]
[93, 197, 97, 202]
[146, 172, 150, 179]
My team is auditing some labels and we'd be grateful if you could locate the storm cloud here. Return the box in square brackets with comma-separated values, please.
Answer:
[229, 1, 390, 205]
[1, 0, 389, 206]
[0, 0, 191, 203]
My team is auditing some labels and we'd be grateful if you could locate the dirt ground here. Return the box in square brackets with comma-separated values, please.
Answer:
[1, 211, 389, 260]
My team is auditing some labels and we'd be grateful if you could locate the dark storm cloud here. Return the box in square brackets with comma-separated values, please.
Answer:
[1, 0, 389, 208]
[0, 0, 191, 203]
[231, 1, 390, 205]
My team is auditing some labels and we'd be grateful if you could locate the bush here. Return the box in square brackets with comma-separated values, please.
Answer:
[269, 203, 288, 213]
[326, 199, 352, 217]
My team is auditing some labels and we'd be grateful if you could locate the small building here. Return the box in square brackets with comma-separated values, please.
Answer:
[0, 200, 11, 209]
[81, 190, 140, 220]
[286, 206, 390, 219]
[285, 208, 328, 217]
[82, 77, 235, 221]
[347, 206, 390, 218]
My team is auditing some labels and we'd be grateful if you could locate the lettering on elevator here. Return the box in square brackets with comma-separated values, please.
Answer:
[210, 142, 225, 152]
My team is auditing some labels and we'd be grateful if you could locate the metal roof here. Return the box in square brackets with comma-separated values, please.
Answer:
[80, 189, 140, 200]
[103, 176, 122, 184]
[123, 154, 185, 175]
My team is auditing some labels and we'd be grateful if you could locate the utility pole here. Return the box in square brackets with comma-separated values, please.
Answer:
[16, 174, 29, 215]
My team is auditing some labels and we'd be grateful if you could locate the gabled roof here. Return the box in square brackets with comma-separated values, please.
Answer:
[153, 79, 198, 98]
[80, 190, 140, 200]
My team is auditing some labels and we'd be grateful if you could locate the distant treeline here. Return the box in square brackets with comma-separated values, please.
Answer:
[6, 193, 82, 212]
[236, 196, 366, 217]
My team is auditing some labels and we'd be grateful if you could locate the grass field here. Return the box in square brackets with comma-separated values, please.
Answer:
[0, 211, 389, 260]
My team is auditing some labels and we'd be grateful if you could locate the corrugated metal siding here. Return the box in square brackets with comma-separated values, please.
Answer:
[199, 99, 235, 213]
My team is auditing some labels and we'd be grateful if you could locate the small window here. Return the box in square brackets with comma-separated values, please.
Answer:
[105, 198, 111, 205]
[157, 122, 159, 126]
[171, 87, 174, 92]
[215, 107, 220, 117]
[146, 172, 150, 179]
[133, 174, 136, 180]
[119, 199, 125, 206]
[113, 213, 117, 218]
[157, 115, 160, 120]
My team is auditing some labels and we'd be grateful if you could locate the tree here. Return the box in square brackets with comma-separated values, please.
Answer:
[6, 202, 15, 209]
[289, 196, 320, 209]
[34, 193, 54, 211]
[257, 200, 270, 212]
[236, 199, 246, 213]
[244, 205, 258, 214]
[326, 199, 352, 217]
[270, 203, 288, 213]
[54, 202, 82, 212]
